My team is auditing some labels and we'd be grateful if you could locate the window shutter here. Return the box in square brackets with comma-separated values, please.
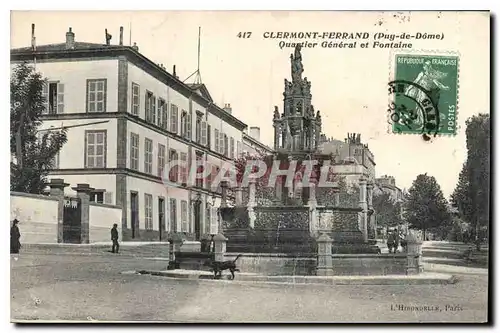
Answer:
[214, 129, 219, 152]
[151, 97, 156, 125]
[201, 121, 207, 146]
[163, 102, 169, 130]
[186, 110, 192, 140]
[57, 83, 65, 113]
[157, 100, 162, 126]
[219, 132, 224, 154]
[104, 192, 113, 204]
[145, 93, 150, 122]
[42, 83, 49, 114]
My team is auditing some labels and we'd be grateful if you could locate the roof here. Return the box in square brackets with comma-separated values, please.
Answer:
[188, 83, 213, 103]
[11, 42, 124, 53]
[243, 132, 274, 153]
[11, 42, 247, 131]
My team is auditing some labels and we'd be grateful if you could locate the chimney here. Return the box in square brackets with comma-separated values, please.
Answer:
[65, 27, 75, 49]
[31, 23, 36, 52]
[249, 126, 261, 141]
[132, 42, 139, 52]
[173, 65, 178, 79]
[223, 103, 232, 114]
[119, 26, 123, 46]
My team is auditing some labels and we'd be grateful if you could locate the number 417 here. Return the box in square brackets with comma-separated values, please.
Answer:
[237, 32, 252, 38]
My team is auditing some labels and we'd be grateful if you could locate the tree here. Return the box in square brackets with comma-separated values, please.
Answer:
[403, 174, 451, 240]
[10, 62, 67, 194]
[451, 114, 490, 250]
[372, 192, 402, 228]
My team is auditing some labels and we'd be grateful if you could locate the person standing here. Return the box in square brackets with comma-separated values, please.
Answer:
[387, 229, 396, 254]
[11, 219, 21, 254]
[111, 223, 119, 254]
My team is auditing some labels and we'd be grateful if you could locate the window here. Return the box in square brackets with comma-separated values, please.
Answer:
[85, 130, 106, 168]
[170, 198, 177, 232]
[216, 167, 222, 193]
[42, 82, 65, 114]
[205, 202, 211, 234]
[157, 98, 166, 128]
[157, 143, 165, 177]
[180, 152, 188, 185]
[90, 191, 104, 204]
[162, 100, 169, 130]
[144, 138, 153, 174]
[196, 114, 202, 143]
[230, 137, 235, 159]
[145, 91, 156, 124]
[201, 121, 207, 146]
[207, 124, 211, 149]
[237, 141, 242, 158]
[168, 149, 178, 183]
[170, 104, 178, 133]
[186, 110, 192, 140]
[219, 132, 225, 155]
[224, 134, 228, 157]
[206, 163, 213, 190]
[130, 133, 139, 171]
[86, 79, 107, 112]
[214, 129, 220, 152]
[145, 193, 153, 230]
[195, 152, 204, 188]
[180, 110, 187, 137]
[131, 83, 140, 116]
[181, 200, 188, 232]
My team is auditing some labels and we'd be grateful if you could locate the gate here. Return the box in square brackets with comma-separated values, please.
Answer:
[63, 197, 82, 243]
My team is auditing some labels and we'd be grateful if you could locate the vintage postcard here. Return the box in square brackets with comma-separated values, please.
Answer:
[10, 11, 490, 323]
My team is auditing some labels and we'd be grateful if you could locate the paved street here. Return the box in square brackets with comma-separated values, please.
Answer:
[11, 242, 488, 323]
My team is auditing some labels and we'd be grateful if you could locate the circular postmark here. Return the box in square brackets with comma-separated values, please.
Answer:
[387, 80, 440, 140]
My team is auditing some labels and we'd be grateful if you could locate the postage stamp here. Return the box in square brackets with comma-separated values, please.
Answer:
[389, 53, 459, 136]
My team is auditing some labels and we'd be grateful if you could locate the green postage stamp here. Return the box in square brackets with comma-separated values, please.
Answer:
[389, 53, 459, 136]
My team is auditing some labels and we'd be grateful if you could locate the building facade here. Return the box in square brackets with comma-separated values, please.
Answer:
[11, 27, 248, 241]
[318, 133, 376, 185]
[374, 175, 404, 202]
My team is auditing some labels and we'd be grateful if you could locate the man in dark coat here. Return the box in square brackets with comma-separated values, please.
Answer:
[111, 223, 119, 254]
[11, 219, 21, 254]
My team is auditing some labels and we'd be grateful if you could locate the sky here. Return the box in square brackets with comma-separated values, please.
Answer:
[10, 11, 490, 198]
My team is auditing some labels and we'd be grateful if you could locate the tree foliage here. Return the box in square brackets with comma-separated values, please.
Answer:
[372, 192, 402, 227]
[403, 173, 451, 238]
[10, 62, 67, 194]
[451, 114, 490, 248]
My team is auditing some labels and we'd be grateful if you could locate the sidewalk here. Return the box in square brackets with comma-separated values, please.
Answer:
[21, 242, 170, 258]
[130, 269, 457, 286]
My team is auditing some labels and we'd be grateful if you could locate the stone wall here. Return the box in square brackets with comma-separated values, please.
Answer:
[331, 254, 408, 275]
[225, 252, 317, 276]
[89, 203, 123, 243]
[10, 192, 59, 244]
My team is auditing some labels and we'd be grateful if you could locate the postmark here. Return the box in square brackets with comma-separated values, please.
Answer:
[388, 52, 459, 137]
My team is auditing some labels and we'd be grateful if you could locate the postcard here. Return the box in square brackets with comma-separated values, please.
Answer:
[10, 10, 490, 323]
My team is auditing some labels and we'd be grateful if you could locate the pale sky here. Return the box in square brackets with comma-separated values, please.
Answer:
[10, 11, 490, 198]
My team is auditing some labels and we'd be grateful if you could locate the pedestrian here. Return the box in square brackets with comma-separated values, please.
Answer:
[111, 223, 119, 254]
[387, 229, 396, 254]
[11, 219, 21, 254]
[400, 232, 407, 252]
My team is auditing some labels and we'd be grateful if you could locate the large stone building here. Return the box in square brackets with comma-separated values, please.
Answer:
[373, 175, 404, 202]
[318, 133, 376, 185]
[11, 27, 250, 241]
